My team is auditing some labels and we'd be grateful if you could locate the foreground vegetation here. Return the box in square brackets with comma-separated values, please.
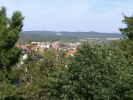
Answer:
[0, 7, 133, 100]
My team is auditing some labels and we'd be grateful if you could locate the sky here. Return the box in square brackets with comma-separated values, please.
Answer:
[0, 0, 133, 33]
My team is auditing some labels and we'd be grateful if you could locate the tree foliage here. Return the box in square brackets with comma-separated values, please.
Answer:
[0, 7, 24, 70]
[0, 6, 24, 99]
[44, 42, 133, 100]
[119, 15, 133, 40]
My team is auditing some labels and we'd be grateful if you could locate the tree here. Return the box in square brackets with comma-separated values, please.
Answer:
[117, 14, 133, 67]
[119, 15, 133, 40]
[40, 50, 57, 71]
[0, 6, 24, 99]
[0, 6, 24, 70]
[44, 42, 133, 100]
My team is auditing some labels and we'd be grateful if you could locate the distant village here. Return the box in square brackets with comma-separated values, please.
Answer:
[16, 42, 81, 55]
[15, 42, 81, 67]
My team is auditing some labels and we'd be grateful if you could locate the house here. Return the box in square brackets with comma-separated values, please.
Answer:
[33, 54, 43, 59]
[66, 49, 76, 57]
[33, 54, 44, 63]
[37, 44, 50, 48]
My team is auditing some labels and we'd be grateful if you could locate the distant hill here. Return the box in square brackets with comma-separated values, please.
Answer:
[18, 31, 123, 43]
[20, 31, 123, 38]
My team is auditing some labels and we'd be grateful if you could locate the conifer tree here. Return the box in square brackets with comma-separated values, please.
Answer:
[0, 6, 24, 99]
[119, 15, 133, 40]
[0, 6, 24, 70]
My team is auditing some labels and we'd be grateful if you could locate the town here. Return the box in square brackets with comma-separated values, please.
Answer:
[15, 42, 81, 67]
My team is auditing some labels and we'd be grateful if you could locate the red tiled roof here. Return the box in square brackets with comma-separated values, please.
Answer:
[66, 50, 76, 56]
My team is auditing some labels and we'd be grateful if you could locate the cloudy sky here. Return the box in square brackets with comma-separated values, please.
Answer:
[0, 0, 133, 33]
